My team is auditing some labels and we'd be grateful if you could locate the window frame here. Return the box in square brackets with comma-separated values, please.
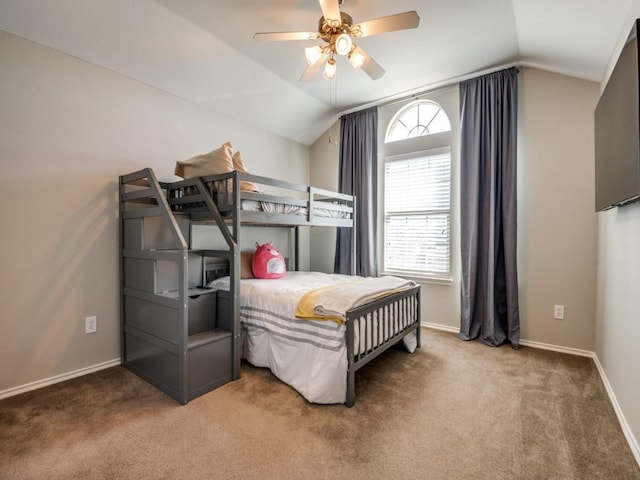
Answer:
[382, 146, 452, 284]
[384, 99, 452, 143]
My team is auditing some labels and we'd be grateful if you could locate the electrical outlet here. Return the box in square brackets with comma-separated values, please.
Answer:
[553, 305, 565, 320]
[85, 316, 97, 334]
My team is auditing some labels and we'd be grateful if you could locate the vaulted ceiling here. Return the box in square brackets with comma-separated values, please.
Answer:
[0, 0, 635, 145]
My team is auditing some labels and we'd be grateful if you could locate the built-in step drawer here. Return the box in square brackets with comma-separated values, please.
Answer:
[124, 288, 217, 344]
[123, 254, 204, 294]
[124, 328, 232, 402]
[188, 330, 233, 400]
[124, 215, 190, 250]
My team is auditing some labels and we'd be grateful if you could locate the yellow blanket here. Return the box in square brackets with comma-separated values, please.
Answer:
[295, 276, 416, 324]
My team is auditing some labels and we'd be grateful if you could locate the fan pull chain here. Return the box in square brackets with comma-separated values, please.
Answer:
[328, 76, 333, 143]
[328, 75, 338, 145]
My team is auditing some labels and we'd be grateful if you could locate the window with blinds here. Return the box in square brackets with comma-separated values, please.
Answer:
[384, 149, 451, 278]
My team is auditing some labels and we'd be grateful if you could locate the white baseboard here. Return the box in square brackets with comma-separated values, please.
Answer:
[0, 358, 121, 400]
[421, 322, 640, 467]
[518, 338, 594, 357]
[422, 322, 591, 356]
[591, 354, 640, 467]
[422, 321, 458, 333]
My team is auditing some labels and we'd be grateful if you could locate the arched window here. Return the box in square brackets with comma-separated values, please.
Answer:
[385, 100, 451, 143]
[382, 98, 453, 281]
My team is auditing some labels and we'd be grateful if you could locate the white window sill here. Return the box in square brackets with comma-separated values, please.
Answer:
[381, 272, 453, 286]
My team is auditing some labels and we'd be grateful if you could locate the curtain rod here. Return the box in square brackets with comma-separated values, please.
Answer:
[339, 62, 522, 117]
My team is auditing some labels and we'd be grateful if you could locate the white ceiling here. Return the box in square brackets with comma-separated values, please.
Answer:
[0, 0, 635, 145]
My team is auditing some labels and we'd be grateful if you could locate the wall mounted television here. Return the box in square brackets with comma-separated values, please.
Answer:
[594, 19, 640, 212]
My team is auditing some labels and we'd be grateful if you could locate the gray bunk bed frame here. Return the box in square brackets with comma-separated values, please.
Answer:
[119, 168, 421, 406]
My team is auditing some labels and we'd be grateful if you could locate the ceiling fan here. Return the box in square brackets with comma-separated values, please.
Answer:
[253, 0, 420, 82]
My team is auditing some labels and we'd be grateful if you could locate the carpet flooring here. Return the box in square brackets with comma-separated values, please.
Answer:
[1, 328, 638, 479]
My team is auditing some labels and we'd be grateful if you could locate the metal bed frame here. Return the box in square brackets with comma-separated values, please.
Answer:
[345, 285, 421, 407]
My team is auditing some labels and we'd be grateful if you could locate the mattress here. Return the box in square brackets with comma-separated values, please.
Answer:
[209, 271, 417, 404]
[239, 199, 351, 218]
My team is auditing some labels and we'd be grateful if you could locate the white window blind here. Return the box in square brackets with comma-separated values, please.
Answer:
[384, 150, 451, 277]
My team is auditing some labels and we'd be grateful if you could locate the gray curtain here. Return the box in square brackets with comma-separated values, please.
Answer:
[334, 106, 378, 277]
[458, 67, 520, 348]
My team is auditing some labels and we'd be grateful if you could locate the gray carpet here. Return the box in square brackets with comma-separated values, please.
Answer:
[1, 328, 638, 479]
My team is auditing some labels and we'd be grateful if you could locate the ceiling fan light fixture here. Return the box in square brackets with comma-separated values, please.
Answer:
[254, 4, 420, 83]
[334, 33, 352, 55]
[305, 45, 325, 66]
[323, 58, 337, 80]
[348, 48, 365, 70]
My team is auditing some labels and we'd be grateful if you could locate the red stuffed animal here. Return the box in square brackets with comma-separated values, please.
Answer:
[251, 242, 286, 279]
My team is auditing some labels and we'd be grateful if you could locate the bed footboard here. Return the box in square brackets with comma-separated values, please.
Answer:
[345, 284, 421, 407]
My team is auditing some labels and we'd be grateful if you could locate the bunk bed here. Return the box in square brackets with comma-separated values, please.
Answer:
[119, 168, 421, 406]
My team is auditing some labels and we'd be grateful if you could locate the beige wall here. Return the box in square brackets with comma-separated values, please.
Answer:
[596, 204, 640, 457]
[309, 134, 340, 273]
[311, 69, 599, 350]
[0, 30, 310, 394]
[517, 68, 599, 350]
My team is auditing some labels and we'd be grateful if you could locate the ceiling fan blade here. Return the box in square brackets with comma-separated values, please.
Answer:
[299, 52, 329, 82]
[354, 46, 385, 80]
[353, 11, 420, 38]
[254, 31, 319, 42]
[319, 0, 341, 23]
[299, 64, 322, 83]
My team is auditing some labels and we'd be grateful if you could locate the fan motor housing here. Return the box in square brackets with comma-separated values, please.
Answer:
[318, 11, 353, 42]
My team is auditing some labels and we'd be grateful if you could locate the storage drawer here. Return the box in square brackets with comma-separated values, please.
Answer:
[124, 295, 181, 343]
[125, 333, 180, 397]
[124, 254, 204, 293]
[187, 290, 217, 335]
[188, 332, 232, 400]
[124, 215, 190, 250]
[124, 290, 216, 343]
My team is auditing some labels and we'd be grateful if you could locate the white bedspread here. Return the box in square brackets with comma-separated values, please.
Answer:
[209, 271, 417, 404]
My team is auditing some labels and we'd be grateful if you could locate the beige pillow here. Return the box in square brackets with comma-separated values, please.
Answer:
[240, 251, 254, 279]
[174, 141, 233, 179]
[232, 151, 259, 192]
